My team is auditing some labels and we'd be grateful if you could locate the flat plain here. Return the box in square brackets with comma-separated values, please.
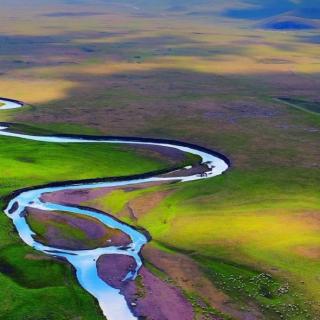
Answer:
[0, 1, 319, 319]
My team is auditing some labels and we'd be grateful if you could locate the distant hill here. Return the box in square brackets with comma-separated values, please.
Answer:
[51, 0, 320, 30]
[224, 0, 320, 17]
[258, 16, 319, 30]
[222, 0, 320, 30]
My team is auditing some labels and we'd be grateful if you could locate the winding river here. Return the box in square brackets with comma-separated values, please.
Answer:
[0, 98, 229, 320]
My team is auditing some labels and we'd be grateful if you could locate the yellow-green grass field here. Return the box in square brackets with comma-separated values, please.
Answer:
[88, 167, 319, 319]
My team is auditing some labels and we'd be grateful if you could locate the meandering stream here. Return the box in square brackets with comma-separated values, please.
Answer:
[0, 98, 229, 320]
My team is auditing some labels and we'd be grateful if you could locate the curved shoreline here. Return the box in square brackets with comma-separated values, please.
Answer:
[0, 98, 230, 320]
[0, 123, 231, 169]
[0, 97, 24, 110]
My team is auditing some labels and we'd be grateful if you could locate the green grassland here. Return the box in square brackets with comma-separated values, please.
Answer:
[147, 168, 319, 319]
[0, 136, 181, 193]
[89, 166, 320, 319]
[0, 133, 197, 319]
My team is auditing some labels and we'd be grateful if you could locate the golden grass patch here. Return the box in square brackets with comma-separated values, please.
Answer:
[0, 78, 74, 104]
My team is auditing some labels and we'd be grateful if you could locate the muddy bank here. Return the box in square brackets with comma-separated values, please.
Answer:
[142, 246, 263, 320]
[26, 207, 131, 250]
[40, 181, 165, 206]
[97, 254, 195, 320]
[127, 143, 192, 164]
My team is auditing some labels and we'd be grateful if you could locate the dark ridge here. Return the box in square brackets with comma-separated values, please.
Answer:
[262, 20, 316, 30]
